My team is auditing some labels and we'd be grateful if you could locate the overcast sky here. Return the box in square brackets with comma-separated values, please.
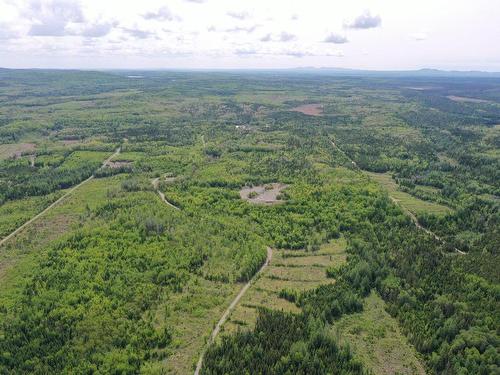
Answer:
[0, 0, 499, 70]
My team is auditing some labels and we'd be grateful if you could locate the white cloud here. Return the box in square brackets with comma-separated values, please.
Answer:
[227, 11, 250, 20]
[344, 11, 381, 29]
[323, 33, 348, 44]
[143, 6, 179, 21]
[279, 32, 296, 42]
[26, 0, 85, 36]
[0, 0, 497, 71]
[411, 31, 428, 41]
[260, 33, 272, 42]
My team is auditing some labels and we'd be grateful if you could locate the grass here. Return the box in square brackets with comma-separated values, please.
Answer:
[332, 291, 426, 375]
[366, 171, 451, 216]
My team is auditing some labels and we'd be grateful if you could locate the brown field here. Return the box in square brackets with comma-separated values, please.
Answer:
[240, 183, 287, 205]
[0, 143, 36, 160]
[290, 103, 323, 116]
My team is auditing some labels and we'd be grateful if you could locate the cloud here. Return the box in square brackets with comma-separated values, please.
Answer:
[80, 22, 115, 38]
[291, 14, 299, 21]
[122, 28, 154, 39]
[0, 24, 19, 40]
[260, 33, 272, 42]
[27, 0, 85, 36]
[344, 11, 381, 29]
[143, 6, 179, 21]
[235, 48, 258, 56]
[227, 11, 250, 20]
[323, 33, 348, 44]
[279, 32, 296, 42]
[411, 32, 428, 41]
[225, 25, 257, 33]
[184, 0, 206, 2]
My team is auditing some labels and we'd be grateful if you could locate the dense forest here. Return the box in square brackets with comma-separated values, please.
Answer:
[0, 70, 498, 374]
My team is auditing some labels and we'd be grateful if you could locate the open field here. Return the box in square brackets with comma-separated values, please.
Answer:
[0, 143, 36, 160]
[239, 183, 288, 205]
[366, 171, 452, 216]
[290, 103, 324, 116]
[333, 291, 426, 375]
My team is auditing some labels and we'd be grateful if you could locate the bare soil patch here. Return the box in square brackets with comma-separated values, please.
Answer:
[446, 95, 490, 103]
[105, 161, 132, 169]
[290, 103, 323, 116]
[0, 143, 36, 160]
[240, 183, 288, 205]
[59, 139, 81, 145]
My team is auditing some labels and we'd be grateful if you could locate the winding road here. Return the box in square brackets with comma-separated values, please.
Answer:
[330, 138, 465, 255]
[151, 177, 180, 210]
[151, 175, 272, 374]
[194, 246, 273, 375]
[0, 146, 121, 248]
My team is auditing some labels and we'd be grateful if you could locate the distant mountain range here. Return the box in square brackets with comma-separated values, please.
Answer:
[1, 66, 500, 78]
[290, 67, 500, 77]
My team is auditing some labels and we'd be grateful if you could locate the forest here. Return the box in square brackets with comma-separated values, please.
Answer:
[0, 69, 498, 374]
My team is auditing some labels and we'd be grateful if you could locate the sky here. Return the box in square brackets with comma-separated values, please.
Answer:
[0, 0, 499, 70]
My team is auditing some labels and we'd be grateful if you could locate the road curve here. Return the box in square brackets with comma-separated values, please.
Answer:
[151, 178, 180, 210]
[194, 246, 273, 375]
[0, 147, 121, 248]
[329, 138, 464, 255]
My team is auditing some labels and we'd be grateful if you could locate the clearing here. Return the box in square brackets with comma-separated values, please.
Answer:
[239, 183, 287, 205]
[0, 143, 36, 160]
[223, 237, 347, 334]
[332, 291, 426, 375]
[446, 95, 490, 103]
[290, 103, 323, 116]
[366, 171, 451, 216]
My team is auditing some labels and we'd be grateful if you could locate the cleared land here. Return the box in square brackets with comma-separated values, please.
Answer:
[290, 103, 323, 116]
[239, 183, 287, 205]
[446, 95, 490, 103]
[0, 143, 36, 160]
[366, 171, 451, 216]
[333, 291, 426, 375]
[224, 237, 346, 334]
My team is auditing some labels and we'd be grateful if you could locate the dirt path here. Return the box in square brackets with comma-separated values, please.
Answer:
[151, 178, 180, 210]
[388, 197, 465, 254]
[0, 147, 121, 248]
[330, 139, 358, 169]
[194, 246, 273, 375]
[329, 138, 464, 255]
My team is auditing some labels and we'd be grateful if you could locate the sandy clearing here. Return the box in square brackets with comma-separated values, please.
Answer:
[240, 183, 288, 205]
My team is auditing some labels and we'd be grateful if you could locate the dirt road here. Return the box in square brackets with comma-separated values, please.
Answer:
[329, 138, 464, 255]
[151, 178, 180, 210]
[0, 147, 121, 247]
[194, 246, 273, 375]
